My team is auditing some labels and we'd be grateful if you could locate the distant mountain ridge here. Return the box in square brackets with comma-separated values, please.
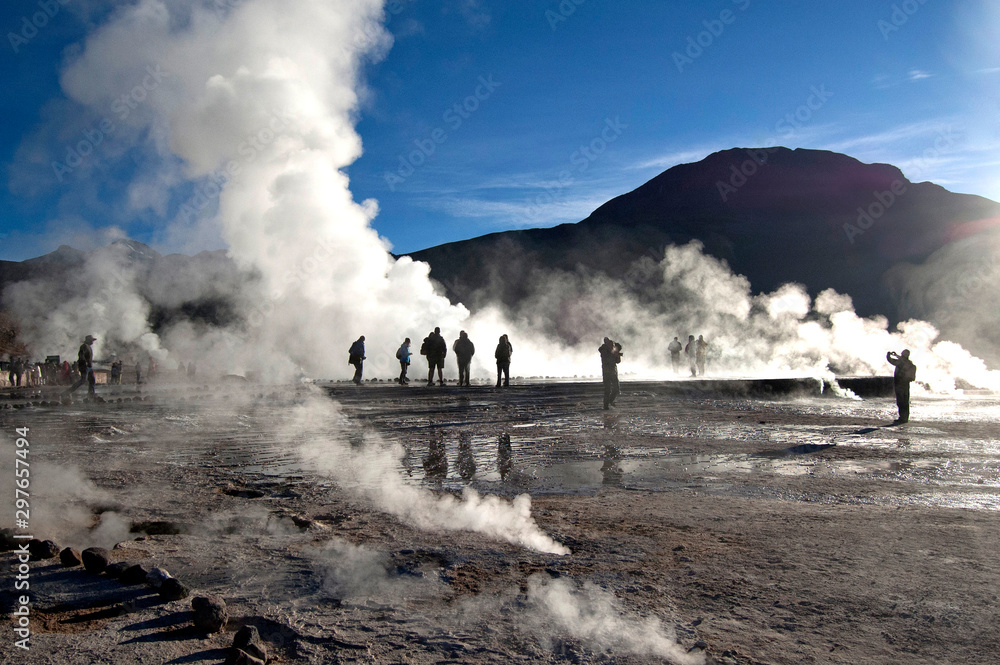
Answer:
[406, 147, 1000, 323]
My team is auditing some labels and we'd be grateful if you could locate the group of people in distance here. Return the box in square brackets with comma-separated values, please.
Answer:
[668, 334, 709, 376]
[347, 329, 514, 388]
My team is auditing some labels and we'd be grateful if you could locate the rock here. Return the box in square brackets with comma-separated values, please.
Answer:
[231, 625, 268, 662]
[159, 577, 190, 601]
[105, 561, 130, 578]
[192, 595, 228, 633]
[121, 563, 151, 585]
[129, 520, 185, 535]
[224, 649, 265, 665]
[146, 567, 171, 589]
[28, 539, 60, 560]
[81, 547, 111, 573]
[59, 547, 83, 567]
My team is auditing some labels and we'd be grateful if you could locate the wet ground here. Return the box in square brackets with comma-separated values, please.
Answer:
[3, 379, 1000, 664]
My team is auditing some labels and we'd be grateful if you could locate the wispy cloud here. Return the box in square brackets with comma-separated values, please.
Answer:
[820, 119, 961, 155]
[908, 69, 933, 81]
[412, 187, 621, 229]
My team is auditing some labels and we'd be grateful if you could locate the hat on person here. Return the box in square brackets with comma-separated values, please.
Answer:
[84, 335, 97, 343]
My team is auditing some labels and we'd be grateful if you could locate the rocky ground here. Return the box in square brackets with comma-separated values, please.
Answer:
[2, 380, 1000, 664]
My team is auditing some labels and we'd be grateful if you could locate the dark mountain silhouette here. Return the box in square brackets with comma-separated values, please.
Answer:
[406, 147, 1000, 323]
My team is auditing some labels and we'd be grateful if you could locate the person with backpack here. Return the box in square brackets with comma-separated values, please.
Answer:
[886, 349, 917, 424]
[65, 335, 97, 399]
[453, 331, 475, 387]
[348, 335, 366, 385]
[396, 338, 411, 385]
[494, 334, 512, 387]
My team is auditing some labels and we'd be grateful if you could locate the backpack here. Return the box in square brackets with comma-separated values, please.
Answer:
[903, 361, 916, 383]
[395, 346, 402, 360]
[420, 338, 429, 356]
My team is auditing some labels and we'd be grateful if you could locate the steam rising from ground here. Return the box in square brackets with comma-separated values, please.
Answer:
[291, 396, 569, 554]
[523, 575, 704, 665]
[0, 438, 129, 549]
[2, 0, 997, 395]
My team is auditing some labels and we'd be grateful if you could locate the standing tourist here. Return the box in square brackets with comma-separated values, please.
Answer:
[453, 331, 475, 387]
[348, 335, 366, 385]
[886, 349, 917, 424]
[494, 334, 512, 388]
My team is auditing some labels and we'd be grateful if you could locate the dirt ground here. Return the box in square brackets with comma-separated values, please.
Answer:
[2, 379, 1000, 664]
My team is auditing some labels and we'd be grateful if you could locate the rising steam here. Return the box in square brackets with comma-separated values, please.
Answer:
[291, 396, 569, 554]
[5, 0, 1000, 393]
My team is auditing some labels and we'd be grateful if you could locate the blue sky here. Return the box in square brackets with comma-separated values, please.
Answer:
[1, 0, 997, 260]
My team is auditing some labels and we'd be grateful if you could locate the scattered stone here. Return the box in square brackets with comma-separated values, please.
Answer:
[159, 577, 190, 601]
[192, 595, 228, 633]
[28, 539, 60, 560]
[59, 547, 83, 567]
[82, 547, 111, 573]
[231, 625, 268, 662]
[121, 563, 151, 585]
[106, 561, 130, 578]
[689, 640, 709, 652]
[146, 567, 172, 589]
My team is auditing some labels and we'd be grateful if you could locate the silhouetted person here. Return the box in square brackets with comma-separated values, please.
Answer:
[147, 357, 157, 382]
[684, 335, 697, 377]
[187, 361, 196, 379]
[348, 335, 366, 385]
[423, 327, 447, 386]
[696, 335, 708, 376]
[453, 330, 475, 387]
[396, 337, 411, 385]
[887, 349, 917, 424]
[9, 357, 23, 387]
[494, 334, 512, 387]
[110, 360, 121, 385]
[668, 336, 683, 374]
[599, 337, 622, 410]
[134, 362, 142, 385]
[66, 335, 97, 399]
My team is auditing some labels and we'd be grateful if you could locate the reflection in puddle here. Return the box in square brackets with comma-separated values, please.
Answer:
[18, 389, 1000, 512]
